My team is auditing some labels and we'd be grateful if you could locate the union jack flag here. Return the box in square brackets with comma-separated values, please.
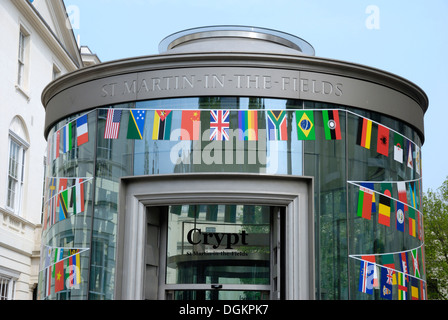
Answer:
[210, 110, 230, 141]
[386, 267, 394, 284]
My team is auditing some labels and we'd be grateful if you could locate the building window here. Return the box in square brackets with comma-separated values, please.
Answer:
[17, 27, 30, 89]
[6, 117, 29, 215]
[7, 138, 26, 213]
[0, 275, 16, 300]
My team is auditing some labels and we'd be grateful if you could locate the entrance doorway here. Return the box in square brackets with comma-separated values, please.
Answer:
[155, 204, 284, 300]
[116, 173, 314, 300]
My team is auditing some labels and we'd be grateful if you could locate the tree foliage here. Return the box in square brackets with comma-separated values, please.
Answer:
[423, 177, 448, 300]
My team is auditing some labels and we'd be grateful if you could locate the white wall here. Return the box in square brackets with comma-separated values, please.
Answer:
[0, 0, 78, 299]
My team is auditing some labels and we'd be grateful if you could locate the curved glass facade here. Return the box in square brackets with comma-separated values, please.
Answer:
[38, 96, 424, 300]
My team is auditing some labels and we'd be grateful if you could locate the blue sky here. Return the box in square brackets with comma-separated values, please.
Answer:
[63, 0, 448, 192]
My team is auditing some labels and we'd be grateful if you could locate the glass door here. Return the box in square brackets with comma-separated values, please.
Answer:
[160, 204, 280, 300]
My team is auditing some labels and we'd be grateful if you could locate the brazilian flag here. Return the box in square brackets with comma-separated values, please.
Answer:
[296, 110, 315, 140]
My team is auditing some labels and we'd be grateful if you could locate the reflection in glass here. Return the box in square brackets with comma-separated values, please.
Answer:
[166, 204, 271, 286]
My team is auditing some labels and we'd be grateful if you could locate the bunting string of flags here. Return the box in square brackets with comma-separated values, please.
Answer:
[349, 178, 423, 240]
[48, 108, 422, 176]
[350, 245, 426, 300]
[43, 177, 93, 231]
[41, 246, 89, 297]
[48, 113, 89, 164]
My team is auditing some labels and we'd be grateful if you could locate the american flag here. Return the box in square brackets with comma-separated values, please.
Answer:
[210, 110, 230, 141]
[104, 109, 122, 139]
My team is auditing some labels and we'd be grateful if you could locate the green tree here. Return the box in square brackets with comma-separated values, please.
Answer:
[423, 177, 448, 300]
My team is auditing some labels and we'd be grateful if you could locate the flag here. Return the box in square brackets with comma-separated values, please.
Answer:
[296, 110, 315, 140]
[46, 265, 52, 296]
[356, 117, 372, 149]
[407, 140, 413, 169]
[127, 109, 146, 139]
[396, 201, 405, 232]
[54, 129, 60, 159]
[237, 110, 258, 141]
[421, 280, 427, 300]
[415, 145, 421, 175]
[62, 123, 72, 153]
[74, 178, 85, 214]
[394, 133, 404, 163]
[48, 178, 57, 227]
[412, 249, 421, 278]
[210, 110, 230, 141]
[152, 110, 172, 140]
[44, 246, 52, 269]
[378, 183, 393, 227]
[359, 260, 375, 294]
[409, 181, 417, 209]
[382, 254, 396, 284]
[411, 277, 419, 300]
[267, 110, 287, 141]
[58, 179, 68, 221]
[76, 114, 89, 146]
[418, 210, 423, 241]
[104, 109, 122, 139]
[400, 251, 409, 275]
[380, 266, 394, 300]
[322, 110, 341, 140]
[54, 259, 65, 293]
[398, 272, 407, 300]
[357, 185, 374, 220]
[377, 124, 389, 156]
[68, 250, 81, 287]
[181, 110, 201, 140]
[409, 207, 416, 237]
[52, 247, 63, 277]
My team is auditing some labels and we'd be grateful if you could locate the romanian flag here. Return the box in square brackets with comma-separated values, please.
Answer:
[356, 117, 372, 149]
[181, 110, 201, 140]
[152, 110, 172, 140]
[238, 110, 258, 141]
[296, 110, 315, 140]
[322, 110, 341, 140]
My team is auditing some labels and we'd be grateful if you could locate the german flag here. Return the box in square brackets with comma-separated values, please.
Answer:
[356, 117, 372, 149]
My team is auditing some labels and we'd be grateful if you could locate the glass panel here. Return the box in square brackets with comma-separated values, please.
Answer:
[133, 97, 303, 176]
[166, 204, 271, 286]
[167, 290, 270, 300]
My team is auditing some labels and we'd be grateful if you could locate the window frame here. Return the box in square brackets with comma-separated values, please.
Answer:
[6, 130, 29, 215]
[16, 25, 30, 90]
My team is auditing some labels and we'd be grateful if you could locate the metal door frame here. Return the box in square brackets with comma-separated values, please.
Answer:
[115, 173, 314, 300]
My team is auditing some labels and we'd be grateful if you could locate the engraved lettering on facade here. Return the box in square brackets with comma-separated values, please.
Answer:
[99, 72, 343, 98]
